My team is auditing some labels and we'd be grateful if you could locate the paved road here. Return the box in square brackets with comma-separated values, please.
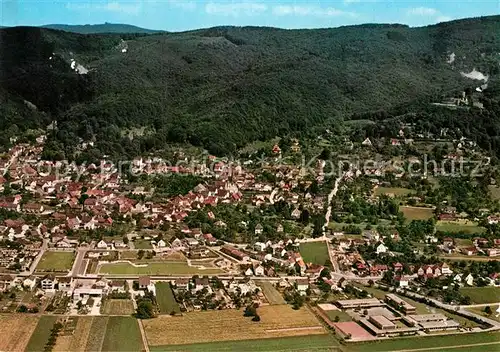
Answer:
[70, 248, 88, 277]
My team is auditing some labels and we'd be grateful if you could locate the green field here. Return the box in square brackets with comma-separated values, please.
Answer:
[150, 334, 339, 352]
[257, 281, 286, 305]
[299, 241, 330, 265]
[156, 282, 181, 314]
[436, 221, 486, 234]
[374, 187, 414, 197]
[348, 331, 500, 352]
[36, 251, 75, 272]
[101, 317, 144, 352]
[325, 310, 352, 322]
[401, 206, 434, 221]
[25, 315, 58, 352]
[134, 239, 153, 249]
[460, 287, 500, 304]
[99, 261, 223, 275]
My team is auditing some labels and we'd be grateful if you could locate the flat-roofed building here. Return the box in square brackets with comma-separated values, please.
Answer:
[336, 298, 383, 309]
[403, 314, 460, 331]
[384, 294, 416, 314]
[369, 315, 395, 330]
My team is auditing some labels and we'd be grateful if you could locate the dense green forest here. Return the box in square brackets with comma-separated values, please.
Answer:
[0, 16, 499, 160]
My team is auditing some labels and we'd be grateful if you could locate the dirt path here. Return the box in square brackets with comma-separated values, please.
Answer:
[391, 341, 500, 352]
[138, 318, 150, 352]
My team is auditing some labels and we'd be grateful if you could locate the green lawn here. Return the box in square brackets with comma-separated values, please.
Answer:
[155, 282, 181, 314]
[299, 241, 330, 265]
[36, 251, 75, 272]
[325, 310, 352, 322]
[99, 261, 223, 275]
[460, 287, 500, 304]
[134, 239, 153, 249]
[375, 187, 414, 197]
[150, 334, 339, 352]
[25, 315, 58, 352]
[436, 221, 486, 234]
[401, 206, 434, 221]
[101, 317, 144, 352]
[348, 331, 500, 352]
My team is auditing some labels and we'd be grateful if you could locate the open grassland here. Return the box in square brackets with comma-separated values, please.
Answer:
[54, 317, 93, 352]
[347, 331, 500, 352]
[101, 299, 135, 315]
[85, 316, 109, 351]
[150, 334, 339, 352]
[459, 287, 500, 304]
[36, 251, 75, 272]
[133, 239, 153, 249]
[99, 261, 223, 275]
[466, 306, 500, 323]
[257, 281, 286, 305]
[0, 314, 39, 352]
[156, 282, 181, 314]
[299, 241, 330, 265]
[101, 316, 144, 352]
[436, 220, 486, 234]
[144, 305, 325, 347]
[325, 310, 352, 322]
[401, 206, 434, 221]
[374, 187, 414, 197]
[26, 315, 58, 352]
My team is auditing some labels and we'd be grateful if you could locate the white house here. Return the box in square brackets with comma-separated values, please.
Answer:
[23, 276, 37, 291]
[396, 276, 409, 288]
[157, 239, 166, 248]
[440, 263, 453, 275]
[465, 273, 474, 286]
[254, 265, 265, 276]
[376, 243, 388, 255]
[296, 278, 309, 293]
[97, 240, 108, 249]
[41, 275, 57, 292]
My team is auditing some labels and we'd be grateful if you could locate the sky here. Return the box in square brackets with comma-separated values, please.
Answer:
[1, 0, 499, 31]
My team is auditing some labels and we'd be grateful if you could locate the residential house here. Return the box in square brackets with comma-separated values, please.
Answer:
[296, 278, 309, 293]
[376, 243, 387, 255]
[41, 275, 57, 291]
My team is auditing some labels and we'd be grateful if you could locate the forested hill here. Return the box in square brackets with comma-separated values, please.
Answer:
[0, 16, 499, 160]
[41, 23, 163, 34]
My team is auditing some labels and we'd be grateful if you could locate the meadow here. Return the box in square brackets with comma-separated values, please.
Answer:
[401, 206, 434, 221]
[459, 287, 500, 304]
[155, 282, 181, 314]
[98, 261, 223, 275]
[36, 251, 75, 272]
[299, 241, 330, 265]
[143, 305, 325, 347]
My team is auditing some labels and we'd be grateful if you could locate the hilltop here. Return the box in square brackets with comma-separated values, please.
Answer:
[41, 22, 163, 34]
[0, 16, 499, 159]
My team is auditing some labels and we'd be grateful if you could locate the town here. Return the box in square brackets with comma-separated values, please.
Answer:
[0, 125, 499, 352]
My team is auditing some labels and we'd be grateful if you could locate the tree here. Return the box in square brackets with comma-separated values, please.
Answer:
[137, 249, 145, 260]
[136, 300, 155, 319]
[123, 236, 129, 245]
[484, 306, 492, 315]
[17, 305, 28, 313]
[252, 314, 261, 322]
[334, 315, 340, 322]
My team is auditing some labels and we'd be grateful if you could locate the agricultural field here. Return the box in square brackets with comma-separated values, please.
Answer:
[401, 206, 434, 221]
[143, 305, 325, 347]
[150, 334, 339, 352]
[25, 315, 59, 352]
[299, 241, 330, 265]
[348, 331, 500, 352]
[36, 251, 75, 272]
[459, 287, 500, 304]
[436, 220, 486, 234]
[98, 261, 223, 275]
[256, 281, 286, 305]
[101, 317, 144, 352]
[0, 314, 39, 352]
[84, 317, 109, 351]
[54, 317, 93, 352]
[101, 299, 135, 315]
[156, 282, 181, 314]
[374, 187, 414, 197]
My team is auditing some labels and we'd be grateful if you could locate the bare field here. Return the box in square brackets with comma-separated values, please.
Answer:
[101, 299, 135, 315]
[0, 314, 39, 352]
[144, 305, 325, 347]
